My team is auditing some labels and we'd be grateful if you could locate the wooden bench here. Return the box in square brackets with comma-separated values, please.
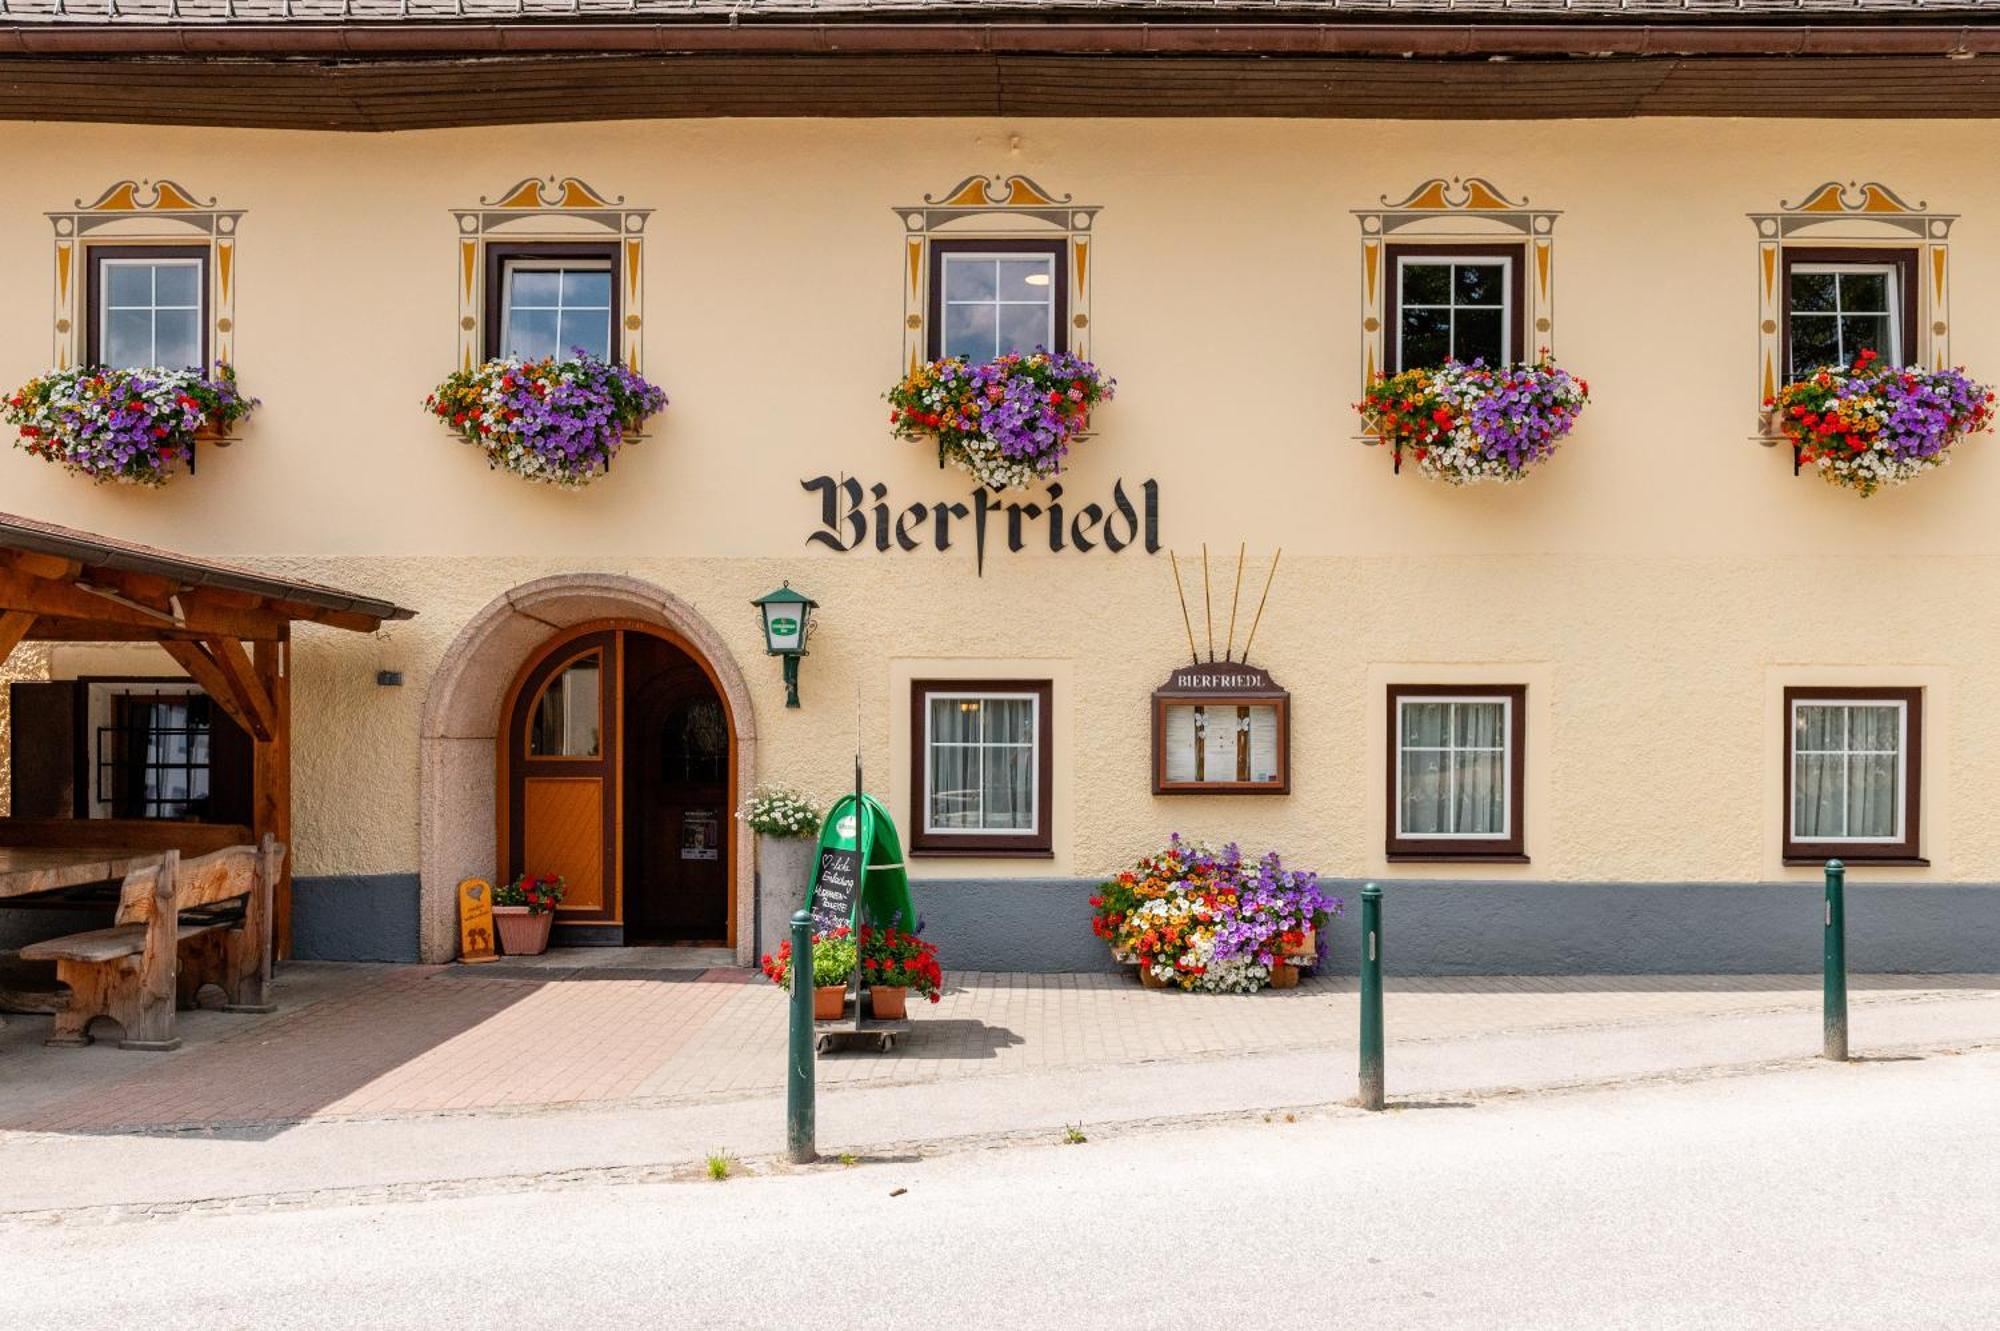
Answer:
[20, 836, 283, 1051]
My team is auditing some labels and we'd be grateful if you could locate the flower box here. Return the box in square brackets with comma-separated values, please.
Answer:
[427, 352, 667, 487]
[5, 364, 258, 486]
[1766, 350, 1994, 496]
[492, 905, 554, 956]
[1357, 356, 1588, 484]
[888, 349, 1114, 492]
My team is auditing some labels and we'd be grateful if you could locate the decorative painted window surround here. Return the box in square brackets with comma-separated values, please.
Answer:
[1355, 177, 1559, 396]
[453, 177, 649, 373]
[49, 180, 242, 372]
[896, 174, 1097, 373]
[1751, 182, 1954, 446]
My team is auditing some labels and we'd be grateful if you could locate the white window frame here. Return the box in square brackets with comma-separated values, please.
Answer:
[1787, 262, 1903, 373]
[1395, 254, 1514, 370]
[939, 251, 1058, 361]
[97, 256, 205, 369]
[1394, 693, 1514, 842]
[499, 257, 614, 362]
[921, 689, 1042, 839]
[1788, 697, 1909, 845]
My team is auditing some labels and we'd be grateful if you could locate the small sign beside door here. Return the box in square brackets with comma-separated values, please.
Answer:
[680, 809, 721, 861]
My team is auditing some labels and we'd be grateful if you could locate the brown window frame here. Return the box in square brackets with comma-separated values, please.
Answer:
[1385, 683, 1528, 863]
[85, 244, 210, 370]
[1382, 243, 1527, 375]
[909, 678, 1054, 858]
[1779, 246, 1919, 378]
[483, 241, 623, 363]
[926, 237, 1071, 361]
[1783, 685, 1924, 866]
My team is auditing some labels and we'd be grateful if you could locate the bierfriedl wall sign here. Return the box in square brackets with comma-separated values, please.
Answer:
[1152, 662, 1292, 795]
[801, 476, 1159, 574]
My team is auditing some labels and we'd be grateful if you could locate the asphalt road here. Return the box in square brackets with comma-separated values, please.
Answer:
[9, 1049, 1998, 1329]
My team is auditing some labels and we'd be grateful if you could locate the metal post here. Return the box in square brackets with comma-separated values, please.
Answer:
[787, 909, 817, 1161]
[1823, 859, 1848, 1062]
[1359, 882, 1384, 1111]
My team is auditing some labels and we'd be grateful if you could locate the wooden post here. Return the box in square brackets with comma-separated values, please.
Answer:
[253, 631, 293, 960]
[224, 834, 280, 1012]
[124, 849, 183, 1051]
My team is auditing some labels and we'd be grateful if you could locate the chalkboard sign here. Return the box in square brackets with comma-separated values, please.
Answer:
[809, 846, 861, 934]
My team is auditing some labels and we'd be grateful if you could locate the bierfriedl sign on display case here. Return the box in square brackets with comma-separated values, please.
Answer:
[1152, 662, 1291, 795]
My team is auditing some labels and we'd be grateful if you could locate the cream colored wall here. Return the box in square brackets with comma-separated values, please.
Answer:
[2, 118, 1997, 887]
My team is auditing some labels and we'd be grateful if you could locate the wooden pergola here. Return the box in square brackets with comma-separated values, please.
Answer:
[0, 511, 414, 956]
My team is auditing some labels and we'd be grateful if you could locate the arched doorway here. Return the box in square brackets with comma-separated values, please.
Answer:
[418, 575, 758, 965]
[498, 621, 735, 946]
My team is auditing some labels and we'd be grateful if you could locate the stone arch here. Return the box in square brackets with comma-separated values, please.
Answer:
[419, 574, 759, 963]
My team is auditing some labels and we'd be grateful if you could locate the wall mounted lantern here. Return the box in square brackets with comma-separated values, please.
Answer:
[751, 581, 817, 708]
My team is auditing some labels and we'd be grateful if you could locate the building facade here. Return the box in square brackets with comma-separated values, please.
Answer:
[3, 3, 1999, 974]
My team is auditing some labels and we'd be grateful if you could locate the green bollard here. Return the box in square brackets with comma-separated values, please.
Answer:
[787, 910, 817, 1162]
[1359, 882, 1384, 1111]
[1823, 860, 1848, 1062]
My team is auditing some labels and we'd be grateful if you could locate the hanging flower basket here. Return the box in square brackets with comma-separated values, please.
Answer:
[4, 363, 258, 486]
[427, 351, 667, 488]
[1356, 357, 1588, 484]
[1767, 350, 1994, 496]
[888, 349, 1114, 492]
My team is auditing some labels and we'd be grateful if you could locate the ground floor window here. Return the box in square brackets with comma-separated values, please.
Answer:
[910, 679, 1052, 856]
[1785, 686, 1922, 863]
[1387, 684, 1526, 861]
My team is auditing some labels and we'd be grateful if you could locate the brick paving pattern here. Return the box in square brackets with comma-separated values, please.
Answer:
[4, 964, 1995, 1135]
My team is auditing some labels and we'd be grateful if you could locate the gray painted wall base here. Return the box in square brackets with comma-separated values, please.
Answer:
[292, 874, 422, 963]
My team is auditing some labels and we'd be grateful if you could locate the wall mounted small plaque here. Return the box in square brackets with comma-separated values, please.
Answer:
[1152, 663, 1291, 795]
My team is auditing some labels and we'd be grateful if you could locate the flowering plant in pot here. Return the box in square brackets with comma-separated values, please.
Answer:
[1356, 356, 1588, 484]
[737, 784, 822, 839]
[491, 872, 565, 955]
[856, 924, 943, 1020]
[888, 348, 1115, 491]
[760, 926, 859, 1020]
[426, 350, 667, 487]
[1767, 349, 1994, 496]
[5, 363, 258, 485]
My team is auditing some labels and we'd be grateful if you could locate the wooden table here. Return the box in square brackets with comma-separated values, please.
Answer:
[0, 845, 168, 902]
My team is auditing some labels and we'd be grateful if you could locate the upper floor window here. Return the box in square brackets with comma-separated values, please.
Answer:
[89, 248, 207, 370]
[928, 238, 1067, 361]
[1386, 245, 1522, 372]
[1782, 248, 1916, 375]
[485, 244, 618, 363]
[1387, 684, 1526, 861]
[1785, 687, 1922, 863]
[910, 679, 1053, 856]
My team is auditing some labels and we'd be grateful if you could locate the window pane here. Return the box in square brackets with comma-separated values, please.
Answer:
[1849, 706, 1900, 752]
[1790, 317, 1840, 373]
[1841, 314, 1892, 362]
[1794, 704, 1843, 752]
[1453, 750, 1505, 835]
[529, 658, 600, 757]
[985, 698, 1034, 744]
[1847, 753, 1899, 839]
[929, 743, 979, 829]
[1838, 272, 1888, 312]
[560, 269, 612, 308]
[508, 268, 561, 305]
[997, 304, 1047, 357]
[1790, 271, 1837, 314]
[1794, 752, 1845, 839]
[980, 746, 1034, 831]
[153, 263, 200, 307]
[944, 303, 996, 360]
[1402, 702, 1449, 747]
[104, 309, 153, 368]
[1453, 308, 1504, 365]
[155, 310, 201, 370]
[1400, 263, 1451, 305]
[930, 697, 977, 745]
[944, 258, 997, 301]
[104, 263, 153, 306]
[1452, 701, 1506, 749]
[557, 311, 611, 361]
[506, 307, 559, 360]
[1454, 263, 1504, 305]
[997, 259, 1052, 302]
[1400, 749, 1448, 835]
[1400, 309, 1450, 370]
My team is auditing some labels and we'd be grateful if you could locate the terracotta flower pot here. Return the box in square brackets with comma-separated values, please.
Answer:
[193, 417, 233, 447]
[1288, 928, 1318, 962]
[814, 984, 846, 1021]
[869, 986, 908, 1021]
[1138, 964, 1170, 990]
[493, 905, 553, 956]
[1267, 961, 1300, 990]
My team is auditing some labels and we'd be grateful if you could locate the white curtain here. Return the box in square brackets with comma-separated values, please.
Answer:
[1400, 700, 1505, 836]
[1796, 704, 1899, 839]
[929, 696, 1034, 831]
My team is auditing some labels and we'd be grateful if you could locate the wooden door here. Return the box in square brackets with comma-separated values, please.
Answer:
[508, 632, 618, 924]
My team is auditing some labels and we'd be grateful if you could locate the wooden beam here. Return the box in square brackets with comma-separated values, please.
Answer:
[261, 597, 388, 634]
[0, 568, 289, 640]
[157, 639, 264, 740]
[205, 637, 276, 742]
[1, 550, 82, 582]
[0, 610, 33, 665]
[253, 632, 293, 961]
